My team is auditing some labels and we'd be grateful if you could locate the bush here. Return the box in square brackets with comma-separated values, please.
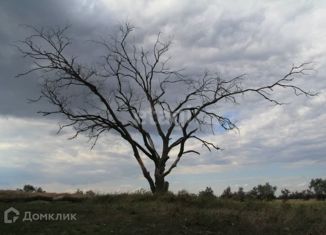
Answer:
[36, 187, 45, 193]
[220, 186, 233, 199]
[234, 187, 245, 201]
[220, 186, 247, 201]
[248, 183, 277, 200]
[85, 190, 96, 197]
[175, 189, 194, 202]
[20, 185, 45, 193]
[278, 178, 326, 200]
[286, 189, 314, 200]
[309, 178, 326, 199]
[198, 187, 215, 198]
[23, 184, 36, 192]
[177, 189, 190, 196]
[280, 188, 290, 200]
[75, 189, 84, 195]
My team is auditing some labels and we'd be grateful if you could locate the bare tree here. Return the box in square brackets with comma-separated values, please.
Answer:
[17, 24, 316, 193]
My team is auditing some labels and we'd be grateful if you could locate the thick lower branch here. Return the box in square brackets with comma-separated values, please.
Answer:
[129, 143, 156, 192]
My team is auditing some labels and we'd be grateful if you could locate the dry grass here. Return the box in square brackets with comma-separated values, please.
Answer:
[0, 190, 85, 202]
[0, 191, 325, 234]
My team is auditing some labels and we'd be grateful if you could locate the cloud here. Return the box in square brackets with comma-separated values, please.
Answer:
[0, 116, 145, 190]
[0, 0, 325, 193]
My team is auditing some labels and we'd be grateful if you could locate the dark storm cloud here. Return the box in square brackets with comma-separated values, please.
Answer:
[0, 0, 325, 192]
[0, 0, 117, 117]
[0, 1, 66, 115]
[0, 0, 323, 117]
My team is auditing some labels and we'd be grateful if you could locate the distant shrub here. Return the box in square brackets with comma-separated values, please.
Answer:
[177, 189, 190, 196]
[234, 187, 245, 201]
[248, 183, 277, 200]
[278, 178, 326, 200]
[286, 189, 314, 200]
[309, 178, 326, 200]
[36, 187, 45, 193]
[23, 185, 36, 192]
[175, 189, 194, 202]
[280, 188, 291, 200]
[221, 186, 233, 199]
[220, 186, 247, 200]
[300, 189, 314, 200]
[85, 190, 96, 197]
[198, 187, 215, 198]
[75, 189, 84, 195]
[20, 185, 45, 193]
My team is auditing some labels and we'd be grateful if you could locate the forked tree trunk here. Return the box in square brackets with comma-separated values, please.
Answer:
[153, 167, 169, 194]
[139, 162, 169, 194]
[154, 175, 169, 193]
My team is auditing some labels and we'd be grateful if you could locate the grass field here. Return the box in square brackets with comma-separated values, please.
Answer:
[0, 192, 325, 235]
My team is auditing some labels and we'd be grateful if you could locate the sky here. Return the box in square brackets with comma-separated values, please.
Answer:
[0, 0, 325, 195]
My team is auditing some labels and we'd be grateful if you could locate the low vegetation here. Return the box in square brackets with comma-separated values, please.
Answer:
[0, 179, 325, 234]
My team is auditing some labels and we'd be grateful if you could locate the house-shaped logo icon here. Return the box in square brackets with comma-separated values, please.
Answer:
[4, 207, 20, 224]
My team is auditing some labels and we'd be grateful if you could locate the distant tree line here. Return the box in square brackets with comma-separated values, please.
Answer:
[216, 178, 326, 201]
[279, 178, 326, 200]
[15, 178, 326, 201]
[218, 183, 277, 201]
[193, 178, 326, 201]
[16, 184, 45, 193]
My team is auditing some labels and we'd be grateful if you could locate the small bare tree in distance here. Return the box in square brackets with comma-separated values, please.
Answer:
[17, 23, 316, 193]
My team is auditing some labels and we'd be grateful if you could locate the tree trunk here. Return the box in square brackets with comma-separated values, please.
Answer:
[154, 167, 169, 194]
[154, 177, 169, 193]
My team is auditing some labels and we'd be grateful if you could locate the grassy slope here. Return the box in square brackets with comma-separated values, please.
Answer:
[0, 193, 325, 235]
